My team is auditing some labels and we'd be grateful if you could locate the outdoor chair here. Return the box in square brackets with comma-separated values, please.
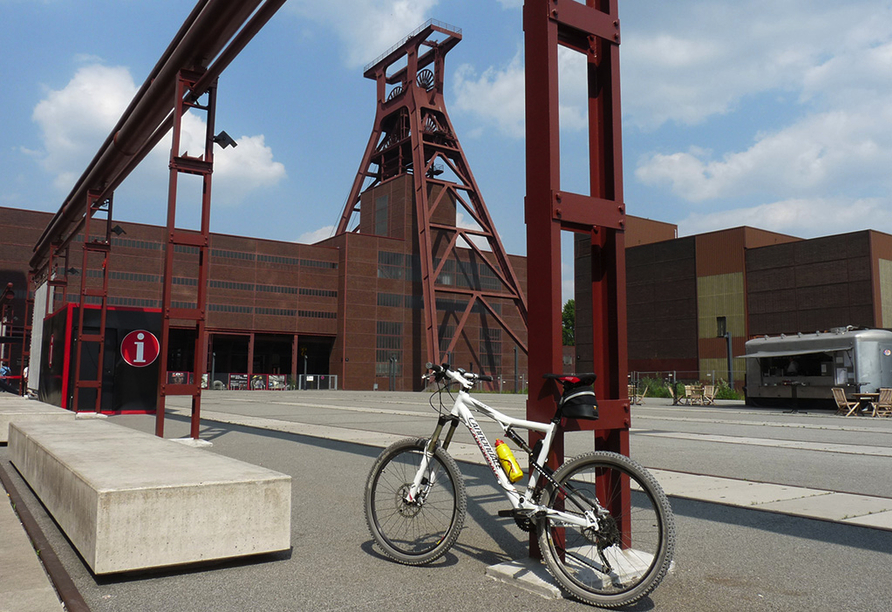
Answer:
[832, 387, 859, 416]
[631, 385, 648, 405]
[668, 384, 680, 405]
[871, 388, 892, 417]
[702, 384, 716, 405]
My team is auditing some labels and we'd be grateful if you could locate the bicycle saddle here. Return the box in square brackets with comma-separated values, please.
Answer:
[543, 373, 597, 386]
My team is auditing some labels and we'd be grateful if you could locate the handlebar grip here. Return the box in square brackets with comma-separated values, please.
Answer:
[478, 375, 493, 382]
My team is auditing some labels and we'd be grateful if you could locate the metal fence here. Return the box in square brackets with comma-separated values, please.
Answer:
[199, 372, 337, 391]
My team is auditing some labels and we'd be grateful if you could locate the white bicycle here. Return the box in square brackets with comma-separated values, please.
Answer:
[364, 363, 675, 608]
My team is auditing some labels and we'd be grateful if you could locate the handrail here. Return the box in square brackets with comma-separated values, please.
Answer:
[362, 19, 462, 74]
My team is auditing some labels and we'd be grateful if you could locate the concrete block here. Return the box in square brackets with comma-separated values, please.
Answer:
[9, 419, 291, 574]
[0, 396, 74, 443]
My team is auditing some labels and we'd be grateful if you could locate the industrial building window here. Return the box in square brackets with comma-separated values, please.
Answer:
[297, 310, 337, 319]
[107, 296, 161, 308]
[211, 249, 256, 261]
[377, 293, 404, 308]
[299, 259, 338, 269]
[439, 325, 455, 353]
[479, 328, 502, 372]
[299, 287, 337, 297]
[110, 237, 164, 251]
[209, 303, 252, 314]
[375, 195, 389, 236]
[258, 254, 300, 265]
[434, 298, 501, 315]
[256, 307, 298, 316]
[436, 258, 454, 285]
[378, 251, 405, 279]
[213, 280, 255, 291]
[376, 321, 403, 376]
[717, 316, 727, 337]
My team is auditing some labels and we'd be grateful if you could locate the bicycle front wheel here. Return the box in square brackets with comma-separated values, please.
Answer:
[364, 438, 467, 565]
[538, 451, 675, 608]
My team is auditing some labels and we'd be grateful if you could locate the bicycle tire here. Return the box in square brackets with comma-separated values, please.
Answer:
[538, 451, 675, 608]
[364, 438, 467, 565]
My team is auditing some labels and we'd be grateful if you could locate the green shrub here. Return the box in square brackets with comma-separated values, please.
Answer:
[636, 377, 671, 398]
[714, 379, 741, 400]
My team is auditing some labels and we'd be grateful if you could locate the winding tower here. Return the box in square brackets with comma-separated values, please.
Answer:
[336, 21, 528, 367]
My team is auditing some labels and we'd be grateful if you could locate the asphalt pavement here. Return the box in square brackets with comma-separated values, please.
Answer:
[2, 390, 892, 611]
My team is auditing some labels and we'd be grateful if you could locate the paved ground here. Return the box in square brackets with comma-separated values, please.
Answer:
[3, 390, 892, 611]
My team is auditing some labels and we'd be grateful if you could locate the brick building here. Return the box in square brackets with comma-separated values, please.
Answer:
[621, 227, 892, 388]
[1, 183, 528, 398]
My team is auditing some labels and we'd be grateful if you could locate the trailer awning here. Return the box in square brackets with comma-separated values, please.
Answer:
[742, 345, 853, 359]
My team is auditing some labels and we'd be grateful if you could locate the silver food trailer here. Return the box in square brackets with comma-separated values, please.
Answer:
[744, 327, 892, 407]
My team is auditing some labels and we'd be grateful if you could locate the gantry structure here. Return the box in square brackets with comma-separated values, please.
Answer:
[336, 20, 529, 367]
[27, 0, 288, 437]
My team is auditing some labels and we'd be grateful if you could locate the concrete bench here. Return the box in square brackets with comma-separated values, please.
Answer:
[9, 419, 291, 574]
[0, 396, 74, 444]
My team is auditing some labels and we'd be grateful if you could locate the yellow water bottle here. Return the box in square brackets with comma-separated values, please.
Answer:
[495, 439, 523, 483]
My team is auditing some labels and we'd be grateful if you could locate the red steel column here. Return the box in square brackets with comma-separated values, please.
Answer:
[156, 69, 215, 439]
[524, 0, 630, 550]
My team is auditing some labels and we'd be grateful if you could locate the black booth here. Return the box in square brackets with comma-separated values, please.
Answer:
[39, 304, 161, 413]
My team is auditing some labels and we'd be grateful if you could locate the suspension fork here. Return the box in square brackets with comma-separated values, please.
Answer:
[424, 414, 461, 454]
[408, 415, 460, 502]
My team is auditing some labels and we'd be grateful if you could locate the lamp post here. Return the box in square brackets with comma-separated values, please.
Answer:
[722, 331, 733, 387]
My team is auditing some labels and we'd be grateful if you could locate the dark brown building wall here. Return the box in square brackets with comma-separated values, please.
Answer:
[746, 231, 874, 335]
[625, 237, 698, 371]
[694, 227, 800, 277]
[624, 216, 677, 247]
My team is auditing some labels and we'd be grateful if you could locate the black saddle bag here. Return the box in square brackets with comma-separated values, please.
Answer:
[559, 384, 599, 420]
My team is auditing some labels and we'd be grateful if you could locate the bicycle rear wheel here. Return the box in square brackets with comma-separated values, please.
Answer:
[364, 438, 466, 565]
[538, 451, 675, 608]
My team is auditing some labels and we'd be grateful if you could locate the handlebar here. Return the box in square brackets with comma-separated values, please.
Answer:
[425, 362, 493, 384]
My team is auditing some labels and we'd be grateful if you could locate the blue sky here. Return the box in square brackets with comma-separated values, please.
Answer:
[3, 0, 892, 299]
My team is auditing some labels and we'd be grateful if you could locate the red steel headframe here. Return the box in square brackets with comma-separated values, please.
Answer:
[524, 0, 630, 545]
[337, 21, 528, 367]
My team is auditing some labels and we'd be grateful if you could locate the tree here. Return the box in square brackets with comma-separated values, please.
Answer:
[562, 299, 575, 346]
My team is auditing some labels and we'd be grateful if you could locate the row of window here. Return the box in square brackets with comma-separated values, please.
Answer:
[74, 235, 337, 269]
[377, 250, 505, 292]
[81, 270, 335, 297]
[375, 292, 503, 315]
[61, 294, 335, 319]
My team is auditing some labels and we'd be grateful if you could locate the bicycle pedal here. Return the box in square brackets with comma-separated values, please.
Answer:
[497, 509, 516, 518]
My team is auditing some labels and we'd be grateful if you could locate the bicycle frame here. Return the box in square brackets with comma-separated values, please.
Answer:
[407, 369, 600, 530]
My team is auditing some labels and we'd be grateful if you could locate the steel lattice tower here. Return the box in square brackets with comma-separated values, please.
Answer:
[336, 21, 528, 367]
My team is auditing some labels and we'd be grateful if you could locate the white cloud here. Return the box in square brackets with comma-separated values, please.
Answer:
[453, 51, 525, 138]
[677, 197, 891, 238]
[32, 64, 137, 191]
[297, 225, 336, 244]
[212, 133, 287, 206]
[32, 63, 286, 207]
[620, 0, 892, 129]
[287, 0, 440, 69]
[633, 2, 892, 226]
[453, 47, 589, 139]
[636, 102, 892, 204]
